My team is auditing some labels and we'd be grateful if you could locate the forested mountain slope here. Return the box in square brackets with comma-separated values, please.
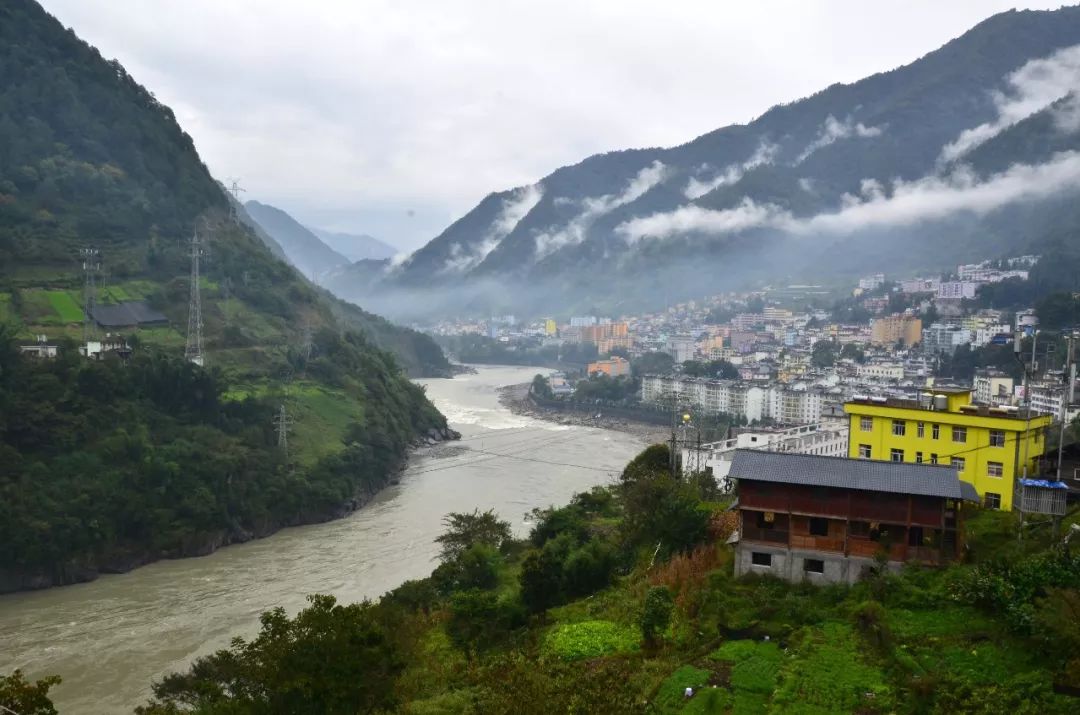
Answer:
[0, 0, 452, 592]
[330, 6, 1080, 318]
[244, 199, 350, 278]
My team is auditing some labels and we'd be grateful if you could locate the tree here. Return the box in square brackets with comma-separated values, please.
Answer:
[0, 671, 60, 715]
[839, 343, 865, 364]
[632, 351, 675, 377]
[435, 509, 512, 562]
[520, 548, 564, 616]
[747, 296, 765, 313]
[811, 340, 839, 368]
[640, 586, 674, 648]
[446, 590, 524, 659]
[138, 595, 402, 714]
[530, 374, 553, 399]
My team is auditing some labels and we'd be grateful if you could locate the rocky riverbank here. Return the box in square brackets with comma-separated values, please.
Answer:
[498, 383, 668, 443]
[0, 427, 461, 594]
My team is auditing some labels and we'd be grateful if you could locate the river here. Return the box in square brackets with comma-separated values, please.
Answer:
[0, 365, 646, 714]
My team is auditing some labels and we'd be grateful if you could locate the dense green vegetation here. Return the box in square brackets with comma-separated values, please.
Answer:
[0, 0, 452, 590]
[11, 444, 1080, 713]
[0, 324, 445, 590]
[437, 333, 598, 369]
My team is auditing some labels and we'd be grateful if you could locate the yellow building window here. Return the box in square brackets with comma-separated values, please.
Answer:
[932, 424, 940, 439]
[892, 420, 906, 436]
[858, 444, 872, 459]
[860, 417, 872, 432]
[891, 448, 904, 462]
[989, 430, 1005, 447]
[987, 461, 1004, 477]
[917, 422, 925, 438]
[985, 492, 1001, 509]
[951, 456, 966, 472]
[952, 426, 967, 443]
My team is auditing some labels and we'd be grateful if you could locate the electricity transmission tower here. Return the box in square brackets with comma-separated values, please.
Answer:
[301, 318, 313, 363]
[227, 179, 246, 224]
[185, 228, 205, 366]
[80, 247, 101, 343]
[274, 403, 293, 455]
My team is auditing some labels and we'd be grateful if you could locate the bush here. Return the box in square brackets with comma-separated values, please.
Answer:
[641, 586, 675, 648]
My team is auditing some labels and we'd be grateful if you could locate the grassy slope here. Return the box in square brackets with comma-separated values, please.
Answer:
[391, 507, 1079, 715]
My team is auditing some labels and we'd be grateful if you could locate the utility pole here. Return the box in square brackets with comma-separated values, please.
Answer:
[227, 179, 246, 224]
[80, 247, 101, 344]
[1057, 334, 1076, 481]
[185, 228, 205, 367]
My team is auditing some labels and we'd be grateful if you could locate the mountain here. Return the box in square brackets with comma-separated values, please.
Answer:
[244, 200, 350, 278]
[310, 227, 396, 261]
[0, 0, 452, 592]
[328, 6, 1080, 319]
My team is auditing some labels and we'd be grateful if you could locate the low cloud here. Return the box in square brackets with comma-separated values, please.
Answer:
[683, 141, 778, 199]
[796, 115, 883, 163]
[941, 44, 1080, 162]
[442, 184, 543, 272]
[617, 151, 1080, 240]
[534, 160, 667, 257]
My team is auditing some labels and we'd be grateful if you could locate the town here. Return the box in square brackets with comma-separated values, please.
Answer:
[431, 253, 1077, 522]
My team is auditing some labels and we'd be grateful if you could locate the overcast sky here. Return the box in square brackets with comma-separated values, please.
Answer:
[42, 1, 1063, 250]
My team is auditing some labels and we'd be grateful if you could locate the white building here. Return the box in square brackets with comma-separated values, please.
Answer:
[974, 370, 1014, 406]
[666, 335, 696, 364]
[937, 281, 980, 301]
[922, 323, 972, 354]
[856, 363, 905, 381]
[858, 274, 885, 291]
[641, 376, 823, 424]
[684, 421, 849, 489]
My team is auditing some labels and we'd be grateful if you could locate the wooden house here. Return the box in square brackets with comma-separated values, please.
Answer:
[730, 449, 979, 584]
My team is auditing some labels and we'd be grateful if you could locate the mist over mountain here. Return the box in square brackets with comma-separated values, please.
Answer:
[309, 227, 396, 262]
[325, 6, 1080, 320]
[244, 200, 350, 279]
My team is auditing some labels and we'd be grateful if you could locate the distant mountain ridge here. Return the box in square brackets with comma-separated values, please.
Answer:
[244, 200, 350, 278]
[309, 227, 396, 262]
[328, 6, 1080, 319]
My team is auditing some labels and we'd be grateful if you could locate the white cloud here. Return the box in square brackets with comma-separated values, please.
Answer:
[683, 141, 778, 199]
[442, 184, 543, 272]
[617, 151, 1080, 240]
[618, 198, 790, 242]
[534, 161, 668, 257]
[941, 44, 1080, 163]
[796, 115, 883, 163]
[1052, 91, 1080, 133]
[38, 0, 1056, 249]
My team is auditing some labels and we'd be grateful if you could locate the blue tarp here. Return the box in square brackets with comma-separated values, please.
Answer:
[1019, 479, 1068, 489]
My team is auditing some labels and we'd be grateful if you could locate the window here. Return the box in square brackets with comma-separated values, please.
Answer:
[751, 552, 772, 567]
[858, 444, 872, 459]
[803, 558, 825, 574]
[985, 492, 1001, 510]
[930, 453, 939, 464]
[849, 521, 870, 537]
[907, 526, 924, 546]
[916, 451, 923, 463]
[755, 511, 775, 528]
[809, 517, 829, 536]
[932, 424, 940, 439]
[952, 426, 967, 443]
[987, 461, 1004, 477]
[892, 420, 906, 436]
[917, 422, 925, 438]
[990, 430, 1006, 447]
[951, 456, 966, 472]
[891, 448, 905, 462]
[860, 416, 873, 432]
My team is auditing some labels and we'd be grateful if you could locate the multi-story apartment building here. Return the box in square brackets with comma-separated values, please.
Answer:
[900, 278, 940, 294]
[688, 422, 849, 487]
[973, 369, 1014, 406]
[665, 335, 696, 364]
[640, 376, 824, 424]
[937, 281, 980, 300]
[856, 363, 905, 381]
[586, 357, 630, 377]
[844, 388, 1052, 510]
[870, 315, 922, 346]
[922, 323, 971, 354]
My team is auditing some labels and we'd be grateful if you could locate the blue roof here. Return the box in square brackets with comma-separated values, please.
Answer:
[1019, 479, 1069, 489]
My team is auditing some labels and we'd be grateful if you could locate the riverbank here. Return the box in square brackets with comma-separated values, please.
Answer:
[498, 383, 668, 444]
[0, 426, 462, 595]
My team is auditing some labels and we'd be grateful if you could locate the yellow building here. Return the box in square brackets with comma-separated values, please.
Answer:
[870, 315, 922, 346]
[544, 318, 557, 336]
[844, 388, 1052, 510]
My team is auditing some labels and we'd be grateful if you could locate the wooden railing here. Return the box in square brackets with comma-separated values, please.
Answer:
[741, 525, 789, 544]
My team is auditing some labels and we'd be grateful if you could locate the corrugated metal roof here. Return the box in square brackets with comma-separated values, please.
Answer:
[90, 302, 168, 327]
[729, 449, 975, 500]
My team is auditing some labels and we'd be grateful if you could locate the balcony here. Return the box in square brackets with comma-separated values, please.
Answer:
[741, 525, 789, 544]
